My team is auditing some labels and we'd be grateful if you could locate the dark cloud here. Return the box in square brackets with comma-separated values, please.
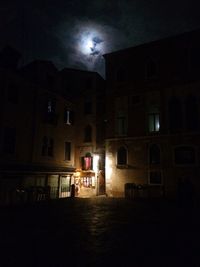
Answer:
[0, 0, 200, 77]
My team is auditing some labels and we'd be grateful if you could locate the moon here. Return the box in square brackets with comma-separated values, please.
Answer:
[78, 29, 104, 56]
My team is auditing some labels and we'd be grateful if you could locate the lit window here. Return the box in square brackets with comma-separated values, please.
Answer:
[64, 108, 74, 125]
[148, 113, 160, 132]
[82, 153, 93, 170]
[117, 147, 127, 165]
[47, 99, 56, 113]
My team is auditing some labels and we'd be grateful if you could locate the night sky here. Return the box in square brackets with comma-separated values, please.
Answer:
[1, 0, 200, 77]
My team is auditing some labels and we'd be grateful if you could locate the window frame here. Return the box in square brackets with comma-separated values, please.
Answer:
[117, 146, 128, 166]
[174, 146, 196, 165]
[148, 170, 163, 185]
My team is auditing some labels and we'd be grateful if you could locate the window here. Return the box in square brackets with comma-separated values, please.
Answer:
[64, 108, 74, 125]
[85, 78, 93, 89]
[116, 115, 127, 136]
[65, 142, 71, 161]
[190, 44, 200, 70]
[149, 171, 162, 185]
[117, 147, 127, 165]
[81, 153, 93, 170]
[84, 125, 92, 142]
[84, 101, 92, 115]
[48, 138, 54, 157]
[148, 113, 160, 132]
[42, 136, 48, 156]
[132, 95, 141, 105]
[42, 137, 54, 157]
[174, 146, 195, 164]
[145, 58, 157, 79]
[3, 127, 16, 154]
[149, 144, 160, 164]
[115, 97, 128, 136]
[185, 95, 199, 131]
[7, 84, 18, 104]
[168, 97, 183, 132]
[47, 98, 56, 114]
[116, 67, 126, 82]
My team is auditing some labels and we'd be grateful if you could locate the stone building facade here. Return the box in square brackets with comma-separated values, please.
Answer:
[104, 29, 200, 199]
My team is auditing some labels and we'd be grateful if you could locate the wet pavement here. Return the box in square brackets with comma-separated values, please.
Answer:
[0, 197, 199, 267]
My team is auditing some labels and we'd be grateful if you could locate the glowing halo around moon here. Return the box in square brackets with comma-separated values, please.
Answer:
[78, 29, 104, 56]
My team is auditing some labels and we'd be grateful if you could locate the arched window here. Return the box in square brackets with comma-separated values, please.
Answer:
[168, 97, 183, 132]
[117, 147, 127, 165]
[84, 125, 92, 142]
[82, 153, 93, 170]
[185, 95, 199, 131]
[149, 144, 160, 164]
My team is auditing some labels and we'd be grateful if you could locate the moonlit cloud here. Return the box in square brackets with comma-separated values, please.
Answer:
[57, 20, 128, 77]
[1, 0, 200, 78]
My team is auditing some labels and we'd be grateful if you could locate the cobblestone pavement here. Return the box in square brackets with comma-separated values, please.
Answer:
[0, 198, 199, 267]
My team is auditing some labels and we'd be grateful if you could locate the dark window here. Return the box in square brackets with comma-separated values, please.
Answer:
[148, 113, 160, 132]
[46, 75, 54, 89]
[116, 116, 127, 135]
[149, 144, 160, 164]
[190, 44, 200, 70]
[84, 125, 92, 142]
[117, 147, 127, 165]
[48, 138, 54, 157]
[64, 108, 74, 125]
[7, 84, 18, 104]
[42, 137, 54, 157]
[65, 142, 71, 161]
[42, 136, 48, 156]
[174, 146, 195, 164]
[84, 101, 92, 115]
[145, 58, 157, 79]
[185, 95, 199, 131]
[85, 78, 93, 89]
[132, 95, 141, 105]
[116, 67, 126, 82]
[168, 97, 183, 132]
[3, 127, 16, 154]
[149, 171, 162, 184]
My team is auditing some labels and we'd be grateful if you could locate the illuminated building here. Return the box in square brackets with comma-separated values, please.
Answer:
[103, 29, 200, 198]
[0, 50, 105, 204]
[59, 68, 106, 197]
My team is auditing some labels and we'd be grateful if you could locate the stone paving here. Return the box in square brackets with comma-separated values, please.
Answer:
[0, 197, 199, 267]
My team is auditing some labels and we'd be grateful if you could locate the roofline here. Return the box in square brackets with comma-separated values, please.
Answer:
[103, 28, 200, 58]
[59, 67, 104, 80]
